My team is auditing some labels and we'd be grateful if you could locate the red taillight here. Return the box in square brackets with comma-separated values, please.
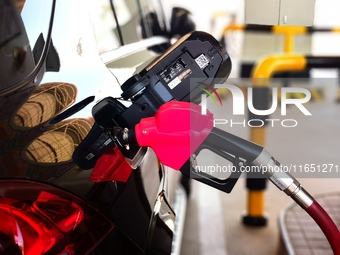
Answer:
[0, 179, 114, 255]
[32, 191, 84, 233]
[0, 203, 24, 254]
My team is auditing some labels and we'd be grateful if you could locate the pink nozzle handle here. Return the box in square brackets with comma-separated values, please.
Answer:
[135, 101, 214, 170]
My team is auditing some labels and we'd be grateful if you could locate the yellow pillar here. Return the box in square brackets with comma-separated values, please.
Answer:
[245, 55, 307, 226]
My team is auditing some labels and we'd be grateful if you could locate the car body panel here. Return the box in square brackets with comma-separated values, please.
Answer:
[0, 0, 186, 254]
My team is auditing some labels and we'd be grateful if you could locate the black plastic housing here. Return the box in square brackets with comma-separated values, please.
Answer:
[93, 31, 232, 129]
[76, 31, 231, 169]
[180, 127, 264, 193]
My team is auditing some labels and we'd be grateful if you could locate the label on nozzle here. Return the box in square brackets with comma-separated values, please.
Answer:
[159, 58, 192, 90]
[167, 69, 192, 89]
[195, 54, 210, 69]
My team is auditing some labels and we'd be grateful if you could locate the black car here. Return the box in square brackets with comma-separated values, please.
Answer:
[0, 0, 194, 254]
[0, 0, 231, 254]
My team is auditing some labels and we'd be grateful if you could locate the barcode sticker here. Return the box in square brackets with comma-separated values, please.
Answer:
[195, 54, 209, 69]
[168, 77, 181, 89]
[167, 69, 192, 90]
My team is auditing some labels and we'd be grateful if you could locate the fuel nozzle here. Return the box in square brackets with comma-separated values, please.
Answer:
[134, 101, 214, 170]
[110, 100, 214, 170]
[252, 150, 314, 209]
[112, 101, 340, 255]
[110, 126, 147, 169]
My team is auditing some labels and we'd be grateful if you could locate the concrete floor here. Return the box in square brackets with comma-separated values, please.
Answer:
[180, 97, 340, 254]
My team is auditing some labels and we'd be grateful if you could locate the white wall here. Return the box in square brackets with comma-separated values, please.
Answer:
[163, 0, 340, 55]
[313, 0, 340, 55]
[161, 0, 244, 38]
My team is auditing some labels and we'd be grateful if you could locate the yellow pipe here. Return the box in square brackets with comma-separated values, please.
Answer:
[247, 55, 307, 223]
[331, 27, 340, 33]
[272, 26, 307, 54]
[211, 11, 230, 20]
[252, 55, 307, 87]
[222, 25, 310, 55]
[272, 26, 307, 35]
[222, 24, 245, 37]
[247, 191, 265, 217]
[337, 87, 340, 101]
[310, 89, 322, 101]
[250, 127, 266, 147]
[222, 24, 340, 37]
[284, 32, 294, 53]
